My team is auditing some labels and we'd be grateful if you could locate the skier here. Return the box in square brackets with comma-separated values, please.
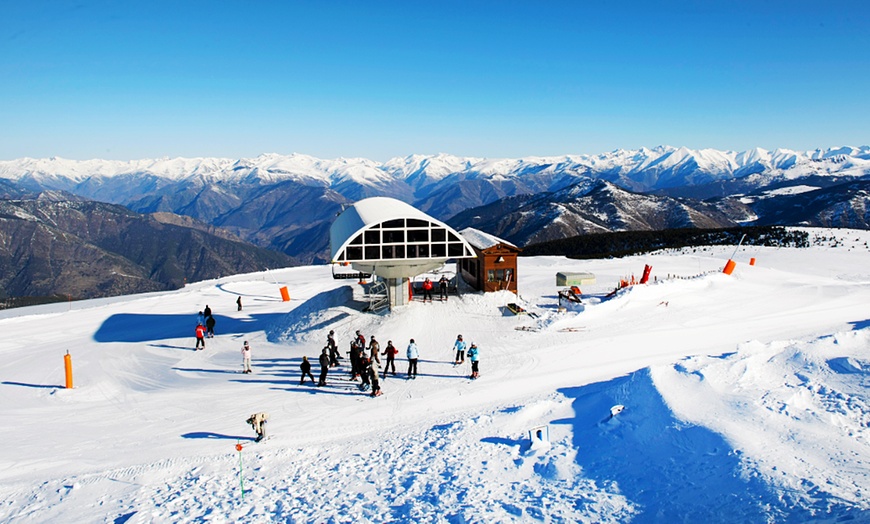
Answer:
[382, 340, 398, 376]
[300, 356, 315, 385]
[368, 335, 381, 366]
[327, 329, 340, 366]
[358, 354, 371, 390]
[197, 310, 205, 326]
[452, 334, 466, 364]
[195, 323, 207, 350]
[422, 278, 434, 302]
[241, 340, 252, 374]
[246, 412, 268, 442]
[203, 304, 212, 318]
[236, 296, 243, 311]
[368, 357, 382, 397]
[205, 314, 216, 338]
[318, 347, 330, 386]
[406, 338, 419, 379]
[355, 330, 366, 349]
[439, 275, 449, 301]
[468, 343, 480, 379]
[349, 339, 363, 380]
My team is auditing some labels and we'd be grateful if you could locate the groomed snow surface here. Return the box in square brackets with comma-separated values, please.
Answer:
[1, 228, 869, 523]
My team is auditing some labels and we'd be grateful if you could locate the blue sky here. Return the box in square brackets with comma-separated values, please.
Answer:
[1, 0, 868, 161]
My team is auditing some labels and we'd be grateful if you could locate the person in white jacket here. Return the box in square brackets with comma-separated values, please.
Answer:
[246, 412, 268, 442]
[406, 339, 419, 379]
[241, 341, 252, 374]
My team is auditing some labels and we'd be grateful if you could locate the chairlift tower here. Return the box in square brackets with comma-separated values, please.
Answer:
[330, 197, 477, 309]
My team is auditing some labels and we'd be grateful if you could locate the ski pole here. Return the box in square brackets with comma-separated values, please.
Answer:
[729, 233, 747, 260]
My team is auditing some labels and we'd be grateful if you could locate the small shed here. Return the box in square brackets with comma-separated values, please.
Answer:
[556, 272, 596, 287]
[458, 228, 522, 293]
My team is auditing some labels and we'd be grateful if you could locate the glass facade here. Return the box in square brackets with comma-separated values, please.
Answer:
[336, 218, 474, 262]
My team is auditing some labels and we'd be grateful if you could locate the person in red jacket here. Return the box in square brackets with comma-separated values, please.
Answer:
[195, 323, 207, 350]
[422, 277, 434, 302]
[382, 340, 398, 376]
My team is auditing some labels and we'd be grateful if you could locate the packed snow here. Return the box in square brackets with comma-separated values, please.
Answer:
[1, 228, 870, 523]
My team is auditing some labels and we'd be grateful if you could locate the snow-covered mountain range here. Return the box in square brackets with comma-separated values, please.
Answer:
[3, 145, 868, 198]
[2, 146, 869, 262]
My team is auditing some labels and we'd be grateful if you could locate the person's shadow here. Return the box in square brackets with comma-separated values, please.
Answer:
[181, 432, 255, 441]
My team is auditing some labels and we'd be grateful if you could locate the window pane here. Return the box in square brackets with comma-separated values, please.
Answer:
[416, 244, 429, 257]
[365, 246, 380, 260]
[347, 247, 363, 260]
[431, 244, 446, 257]
[383, 219, 404, 228]
[395, 245, 405, 258]
[487, 270, 495, 282]
[408, 229, 429, 242]
[381, 246, 394, 259]
[448, 231, 459, 242]
[364, 230, 380, 244]
[407, 219, 428, 228]
[448, 243, 464, 256]
[431, 228, 446, 241]
[383, 230, 404, 243]
[350, 234, 363, 245]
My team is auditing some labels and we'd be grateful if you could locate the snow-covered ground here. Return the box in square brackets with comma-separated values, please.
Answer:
[1, 228, 869, 523]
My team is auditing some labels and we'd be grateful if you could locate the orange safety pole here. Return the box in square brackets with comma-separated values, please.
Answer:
[64, 351, 73, 389]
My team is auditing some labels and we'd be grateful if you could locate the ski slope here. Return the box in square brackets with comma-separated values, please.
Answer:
[1, 228, 869, 523]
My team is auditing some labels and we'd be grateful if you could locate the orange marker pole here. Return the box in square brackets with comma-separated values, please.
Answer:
[64, 351, 73, 389]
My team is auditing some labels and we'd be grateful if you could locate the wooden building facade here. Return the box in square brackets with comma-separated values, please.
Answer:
[457, 228, 522, 293]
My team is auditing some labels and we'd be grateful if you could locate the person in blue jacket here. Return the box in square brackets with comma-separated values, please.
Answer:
[406, 338, 419, 379]
[452, 334, 466, 365]
[468, 343, 480, 379]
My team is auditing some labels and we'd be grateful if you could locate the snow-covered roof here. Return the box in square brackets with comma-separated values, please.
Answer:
[329, 197, 476, 278]
[459, 227, 517, 251]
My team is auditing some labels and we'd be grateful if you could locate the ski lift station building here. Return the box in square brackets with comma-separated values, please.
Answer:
[457, 227, 522, 294]
[330, 197, 477, 308]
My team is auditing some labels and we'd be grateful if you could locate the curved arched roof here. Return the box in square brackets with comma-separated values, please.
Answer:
[330, 197, 476, 279]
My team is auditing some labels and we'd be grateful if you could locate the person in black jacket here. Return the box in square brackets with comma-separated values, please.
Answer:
[349, 340, 363, 380]
[439, 276, 449, 301]
[205, 314, 216, 338]
[327, 330, 340, 366]
[318, 348, 330, 386]
[300, 356, 315, 385]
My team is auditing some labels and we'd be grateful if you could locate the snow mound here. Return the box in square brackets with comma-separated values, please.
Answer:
[652, 328, 870, 515]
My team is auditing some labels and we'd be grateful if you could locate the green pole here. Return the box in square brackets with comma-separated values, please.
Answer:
[237, 441, 245, 501]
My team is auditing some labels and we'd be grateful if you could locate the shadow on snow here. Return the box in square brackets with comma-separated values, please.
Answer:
[181, 432, 255, 441]
[554, 368, 859, 523]
[93, 313, 286, 343]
